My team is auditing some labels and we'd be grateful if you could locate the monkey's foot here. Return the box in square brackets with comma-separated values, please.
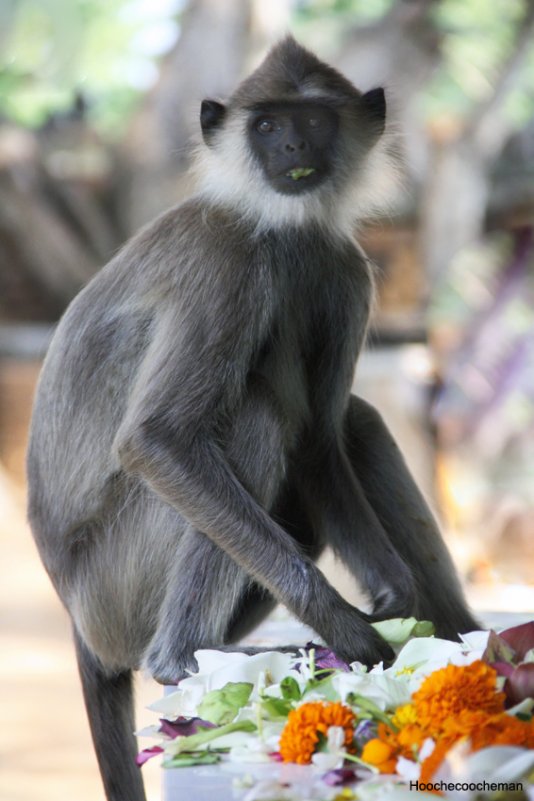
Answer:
[144, 643, 199, 685]
[367, 571, 418, 622]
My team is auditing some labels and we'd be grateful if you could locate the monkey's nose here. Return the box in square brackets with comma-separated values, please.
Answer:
[284, 139, 307, 153]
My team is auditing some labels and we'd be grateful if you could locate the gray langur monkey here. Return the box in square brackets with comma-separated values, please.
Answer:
[27, 37, 478, 801]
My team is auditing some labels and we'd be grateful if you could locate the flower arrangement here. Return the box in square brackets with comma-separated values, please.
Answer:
[137, 619, 534, 800]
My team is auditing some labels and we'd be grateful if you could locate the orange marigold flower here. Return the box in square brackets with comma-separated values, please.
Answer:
[420, 711, 534, 784]
[360, 722, 419, 774]
[442, 709, 534, 750]
[396, 723, 427, 754]
[361, 737, 397, 774]
[279, 701, 355, 764]
[413, 660, 505, 736]
[420, 738, 454, 786]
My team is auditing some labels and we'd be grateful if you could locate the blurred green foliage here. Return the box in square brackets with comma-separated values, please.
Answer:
[428, 0, 534, 126]
[296, 0, 534, 125]
[1, 0, 533, 136]
[0, 0, 182, 134]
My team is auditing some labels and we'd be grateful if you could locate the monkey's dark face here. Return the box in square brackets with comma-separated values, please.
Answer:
[247, 103, 338, 195]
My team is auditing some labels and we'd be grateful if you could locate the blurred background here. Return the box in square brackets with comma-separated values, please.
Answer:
[1, 0, 534, 799]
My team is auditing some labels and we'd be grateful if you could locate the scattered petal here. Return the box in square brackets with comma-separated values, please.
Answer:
[305, 643, 350, 672]
[322, 768, 359, 786]
[135, 745, 163, 766]
[159, 716, 215, 738]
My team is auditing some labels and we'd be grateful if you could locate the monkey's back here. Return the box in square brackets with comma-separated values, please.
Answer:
[27, 201, 213, 555]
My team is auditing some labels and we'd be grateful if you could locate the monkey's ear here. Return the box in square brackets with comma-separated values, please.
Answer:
[362, 88, 386, 135]
[200, 100, 226, 143]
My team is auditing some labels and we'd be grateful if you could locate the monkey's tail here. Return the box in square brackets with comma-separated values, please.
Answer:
[73, 628, 147, 801]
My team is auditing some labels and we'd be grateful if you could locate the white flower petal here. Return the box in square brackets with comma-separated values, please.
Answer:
[311, 750, 344, 771]
[395, 755, 420, 781]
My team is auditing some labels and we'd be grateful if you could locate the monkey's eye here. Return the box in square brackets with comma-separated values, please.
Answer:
[256, 119, 278, 134]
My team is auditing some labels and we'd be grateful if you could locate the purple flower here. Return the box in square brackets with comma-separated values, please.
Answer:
[354, 718, 377, 749]
[304, 642, 350, 672]
[159, 716, 216, 739]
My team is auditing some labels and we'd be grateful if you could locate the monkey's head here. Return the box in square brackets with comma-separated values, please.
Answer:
[195, 37, 398, 232]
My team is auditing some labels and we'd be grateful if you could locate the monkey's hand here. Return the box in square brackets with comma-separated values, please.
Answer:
[318, 599, 395, 667]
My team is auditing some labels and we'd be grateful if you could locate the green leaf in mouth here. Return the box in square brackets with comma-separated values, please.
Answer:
[287, 167, 316, 180]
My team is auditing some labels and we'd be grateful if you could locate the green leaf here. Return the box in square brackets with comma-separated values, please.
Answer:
[303, 674, 338, 699]
[347, 693, 394, 728]
[314, 731, 328, 753]
[412, 620, 436, 638]
[169, 719, 257, 755]
[197, 681, 253, 725]
[163, 752, 220, 768]
[260, 696, 293, 720]
[280, 676, 301, 701]
[371, 617, 435, 645]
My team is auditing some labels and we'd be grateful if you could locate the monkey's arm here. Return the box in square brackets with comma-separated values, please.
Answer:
[114, 279, 393, 666]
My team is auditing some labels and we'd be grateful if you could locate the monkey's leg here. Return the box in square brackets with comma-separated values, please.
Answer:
[344, 395, 480, 638]
[142, 382, 391, 682]
[73, 628, 146, 801]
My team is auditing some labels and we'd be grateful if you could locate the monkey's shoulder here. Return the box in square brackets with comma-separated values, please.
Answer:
[127, 198, 256, 262]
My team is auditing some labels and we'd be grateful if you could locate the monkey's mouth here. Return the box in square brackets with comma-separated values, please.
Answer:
[286, 167, 317, 181]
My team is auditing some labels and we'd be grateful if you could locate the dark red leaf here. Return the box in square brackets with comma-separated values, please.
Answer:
[482, 630, 516, 666]
[505, 662, 534, 706]
[491, 661, 515, 679]
[500, 621, 534, 661]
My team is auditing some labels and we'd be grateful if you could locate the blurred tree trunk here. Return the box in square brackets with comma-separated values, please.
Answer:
[337, 0, 442, 178]
[420, 0, 534, 288]
[0, 127, 103, 320]
[120, 0, 253, 231]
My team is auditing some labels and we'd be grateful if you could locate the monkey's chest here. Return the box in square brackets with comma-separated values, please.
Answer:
[253, 276, 368, 433]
